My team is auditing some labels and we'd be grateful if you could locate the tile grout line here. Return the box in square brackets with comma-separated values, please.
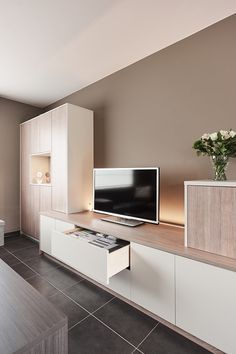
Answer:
[36, 272, 139, 350]
[57, 287, 140, 350]
[133, 322, 160, 353]
[91, 296, 116, 315]
[91, 314, 137, 351]
[4, 244, 39, 255]
[6, 248, 96, 320]
[10, 248, 139, 350]
[5, 249, 62, 281]
[0, 254, 22, 267]
[132, 348, 144, 354]
[5, 248, 99, 320]
[6, 243, 156, 352]
[68, 314, 91, 331]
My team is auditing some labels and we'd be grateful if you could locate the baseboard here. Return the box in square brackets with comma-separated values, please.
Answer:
[19, 231, 39, 244]
[4, 230, 21, 237]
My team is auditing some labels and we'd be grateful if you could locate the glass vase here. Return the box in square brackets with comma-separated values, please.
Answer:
[210, 155, 229, 181]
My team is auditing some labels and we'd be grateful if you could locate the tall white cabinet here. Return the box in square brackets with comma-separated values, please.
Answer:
[20, 103, 93, 239]
[51, 104, 93, 213]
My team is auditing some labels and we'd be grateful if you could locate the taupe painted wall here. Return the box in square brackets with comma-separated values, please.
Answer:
[0, 98, 41, 232]
[46, 15, 236, 225]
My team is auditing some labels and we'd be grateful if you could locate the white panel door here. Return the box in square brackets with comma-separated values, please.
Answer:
[54, 219, 74, 232]
[40, 186, 51, 212]
[30, 185, 40, 239]
[176, 256, 236, 354]
[51, 105, 68, 212]
[130, 243, 175, 324]
[40, 215, 55, 255]
[39, 112, 51, 153]
[31, 118, 40, 154]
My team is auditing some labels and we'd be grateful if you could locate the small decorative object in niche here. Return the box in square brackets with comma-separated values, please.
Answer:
[45, 172, 51, 184]
[193, 129, 236, 181]
[35, 171, 43, 184]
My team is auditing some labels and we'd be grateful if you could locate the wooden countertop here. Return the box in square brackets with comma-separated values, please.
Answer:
[0, 260, 67, 354]
[41, 210, 236, 273]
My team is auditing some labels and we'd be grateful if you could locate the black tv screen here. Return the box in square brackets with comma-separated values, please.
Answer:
[93, 168, 159, 223]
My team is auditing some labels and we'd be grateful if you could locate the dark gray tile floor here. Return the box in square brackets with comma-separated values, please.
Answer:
[1, 234, 212, 354]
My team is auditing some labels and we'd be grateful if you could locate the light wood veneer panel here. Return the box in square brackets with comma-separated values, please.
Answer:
[21, 122, 31, 235]
[220, 187, 236, 257]
[31, 118, 39, 154]
[0, 260, 67, 354]
[39, 112, 51, 153]
[187, 186, 236, 258]
[40, 185, 52, 212]
[31, 184, 40, 238]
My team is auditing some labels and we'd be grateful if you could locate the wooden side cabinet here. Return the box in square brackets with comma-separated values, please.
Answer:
[185, 181, 236, 258]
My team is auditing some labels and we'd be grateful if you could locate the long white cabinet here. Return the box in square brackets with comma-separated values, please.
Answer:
[40, 213, 236, 353]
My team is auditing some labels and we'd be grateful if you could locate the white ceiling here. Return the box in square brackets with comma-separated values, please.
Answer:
[0, 0, 236, 107]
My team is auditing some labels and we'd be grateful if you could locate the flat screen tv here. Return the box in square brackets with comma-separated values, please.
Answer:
[93, 168, 159, 226]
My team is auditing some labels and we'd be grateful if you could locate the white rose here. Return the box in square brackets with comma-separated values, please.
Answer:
[210, 132, 218, 141]
[201, 133, 210, 140]
[230, 130, 236, 138]
[220, 130, 230, 139]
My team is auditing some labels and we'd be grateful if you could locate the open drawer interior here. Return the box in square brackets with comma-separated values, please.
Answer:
[51, 227, 130, 284]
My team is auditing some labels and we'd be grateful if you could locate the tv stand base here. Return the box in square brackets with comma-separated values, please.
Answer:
[101, 216, 144, 227]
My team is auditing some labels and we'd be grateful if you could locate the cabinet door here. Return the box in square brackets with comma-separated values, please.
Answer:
[21, 189, 31, 236]
[39, 112, 51, 153]
[40, 186, 51, 212]
[54, 219, 74, 232]
[51, 106, 68, 212]
[21, 122, 31, 235]
[30, 185, 40, 238]
[31, 118, 40, 154]
[40, 215, 55, 255]
[176, 256, 236, 354]
[130, 243, 175, 324]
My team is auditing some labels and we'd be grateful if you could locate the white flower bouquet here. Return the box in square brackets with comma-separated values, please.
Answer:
[193, 130, 236, 181]
[193, 130, 236, 157]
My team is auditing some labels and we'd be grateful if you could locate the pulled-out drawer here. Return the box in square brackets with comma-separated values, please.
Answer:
[51, 230, 129, 284]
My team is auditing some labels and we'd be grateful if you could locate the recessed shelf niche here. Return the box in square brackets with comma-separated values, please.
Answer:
[30, 153, 51, 185]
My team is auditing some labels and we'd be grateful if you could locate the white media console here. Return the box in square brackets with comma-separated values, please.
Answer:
[40, 210, 236, 354]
